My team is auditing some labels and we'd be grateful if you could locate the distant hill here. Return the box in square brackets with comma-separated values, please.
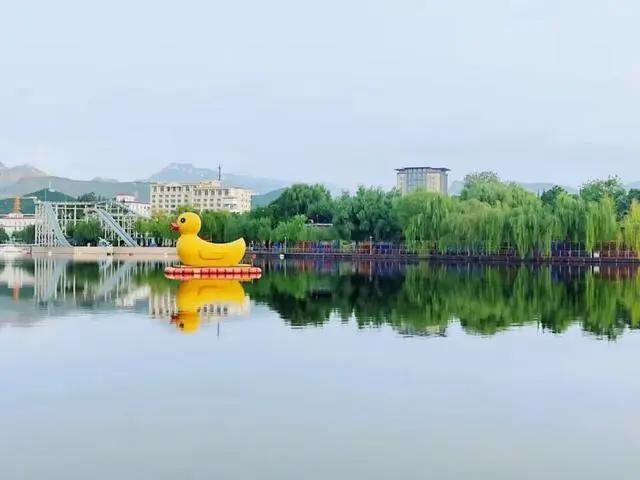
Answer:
[0, 189, 76, 215]
[0, 162, 47, 187]
[91, 177, 120, 183]
[252, 188, 286, 208]
[146, 163, 291, 195]
[449, 180, 578, 196]
[0, 177, 151, 202]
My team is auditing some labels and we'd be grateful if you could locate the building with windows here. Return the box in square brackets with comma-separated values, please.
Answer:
[115, 193, 151, 218]
[0, 197, 37, 237]
[396, 167, 450, 195]
[0, 213, 36, 236]
[150, 180, 252, 215]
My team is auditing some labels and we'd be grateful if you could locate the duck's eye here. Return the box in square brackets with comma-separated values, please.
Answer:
[180, 218, 186, 223]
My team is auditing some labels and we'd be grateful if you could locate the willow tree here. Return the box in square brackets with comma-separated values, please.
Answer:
[403, 193, 455, 253]
[447, 200, 506, 255]
[551, 193, 586, 244]
[622, 200, 640, 256]
[584, 196, 619, 252]
[505, 200, 558, 258]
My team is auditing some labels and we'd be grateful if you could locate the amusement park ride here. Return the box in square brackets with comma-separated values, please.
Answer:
[34, 199, 139, 247]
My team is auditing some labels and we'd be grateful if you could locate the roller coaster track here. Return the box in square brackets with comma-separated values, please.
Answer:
[94, 261, 137, 298]
[86, 207, 138, 247]
[42, 202, 72, 247]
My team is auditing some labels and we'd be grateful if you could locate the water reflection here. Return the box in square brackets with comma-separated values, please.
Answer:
[172, 279, 249, 333]
[1, 257, 640, 339]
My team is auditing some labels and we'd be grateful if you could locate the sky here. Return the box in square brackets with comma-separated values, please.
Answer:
[0, 0, 639, 188]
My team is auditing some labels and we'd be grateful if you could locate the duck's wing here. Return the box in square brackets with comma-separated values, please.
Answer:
[197, 238, 244, 261]
[197, 248, 226, 261]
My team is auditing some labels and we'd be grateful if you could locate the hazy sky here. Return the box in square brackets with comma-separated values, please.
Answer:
[1, 0, 639, 188]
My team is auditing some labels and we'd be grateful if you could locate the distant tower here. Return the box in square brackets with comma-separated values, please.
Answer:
[218, 164, 222, 182]
[12, 196, 21, 214]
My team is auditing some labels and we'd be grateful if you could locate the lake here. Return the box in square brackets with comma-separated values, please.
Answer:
[1, 257, 639, 479]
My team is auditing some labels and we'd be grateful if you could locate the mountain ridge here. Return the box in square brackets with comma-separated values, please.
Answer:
[145, 163, 290, 195]
[0, 162, 47, 187]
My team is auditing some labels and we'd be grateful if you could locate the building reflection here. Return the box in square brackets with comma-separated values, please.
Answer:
[0, 256, 251, 331]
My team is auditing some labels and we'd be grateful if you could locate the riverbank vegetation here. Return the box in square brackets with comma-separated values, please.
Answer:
[133, 172, 640, 257]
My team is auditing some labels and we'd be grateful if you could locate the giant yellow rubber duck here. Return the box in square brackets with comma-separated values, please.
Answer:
[171, 212, 246, 267]
[172, 278, 247, 333]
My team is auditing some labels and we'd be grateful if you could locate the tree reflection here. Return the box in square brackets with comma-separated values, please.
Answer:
[4, 257, 640, 339]
[246, 262, 640, 339]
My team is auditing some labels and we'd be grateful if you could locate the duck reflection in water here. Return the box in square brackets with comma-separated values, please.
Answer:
[171, 279, 247, 334]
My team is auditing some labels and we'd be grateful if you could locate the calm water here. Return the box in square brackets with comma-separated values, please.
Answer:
[1, 257, 640, 479]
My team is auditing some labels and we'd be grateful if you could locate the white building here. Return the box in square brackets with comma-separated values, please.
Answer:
[150, 180, 252, 215]
[0, 213, 37, 236]
[115, 193, 151, 218]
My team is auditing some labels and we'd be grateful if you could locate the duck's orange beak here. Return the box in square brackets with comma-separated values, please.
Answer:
[170, 223, 180, 232]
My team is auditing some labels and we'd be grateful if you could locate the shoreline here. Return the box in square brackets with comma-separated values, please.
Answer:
[19, 246, 640, 265]
[251, 250, 640, 265]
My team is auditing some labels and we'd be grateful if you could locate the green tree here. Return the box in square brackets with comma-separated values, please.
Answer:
[621, 188, 640, 216]
[77, 192, 103, 202]
[622, 200, 640, 256]
[540, 185, 569, 208]
[270, 184, 334, 223]
[67, 219, 103, 246]
[462, 171, 500, 189]
[333, 187, 400, 241]
[580, 176, 626, 217]
[136, 214, 179, 245]
[271, 215, 308, 242]
[0, 227, 9, 243]
[13, 225, 36, 244]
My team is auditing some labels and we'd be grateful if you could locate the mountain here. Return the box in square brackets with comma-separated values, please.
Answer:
[625, 182, 640, 190]
[0, 177, 151, 202]
[91, 177, 120, 183]
[449, 180, 578, 196]
[252, 188, 287, 208]
[146, 163, 291, 195]
[0, 163, 47, 187]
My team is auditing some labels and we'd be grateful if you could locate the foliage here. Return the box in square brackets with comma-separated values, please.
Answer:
[0, 227, 9, 243]
[580, 176, 627, 217]
[540, 185, 568, 208]
[136, 214, 179, 245]
[400, 180, 625, 257]
[622, 201, 640, 257]
[77, 192, 107, 203]
[269, 184, 334, 224]
[128, 178, 640, 256]
[12, 225, 35, 244]
[332, 187, 401, 241]
[67, 219, 103, 246]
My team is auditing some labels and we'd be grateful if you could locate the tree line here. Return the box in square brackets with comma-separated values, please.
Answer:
[133, 172, 640, 257]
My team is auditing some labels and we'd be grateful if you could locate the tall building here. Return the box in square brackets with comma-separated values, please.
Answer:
[396, 167, 450, 195]
[150, 180, 252, 215]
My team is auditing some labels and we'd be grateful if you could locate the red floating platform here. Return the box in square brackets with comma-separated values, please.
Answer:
[164, 265, 262, 280]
